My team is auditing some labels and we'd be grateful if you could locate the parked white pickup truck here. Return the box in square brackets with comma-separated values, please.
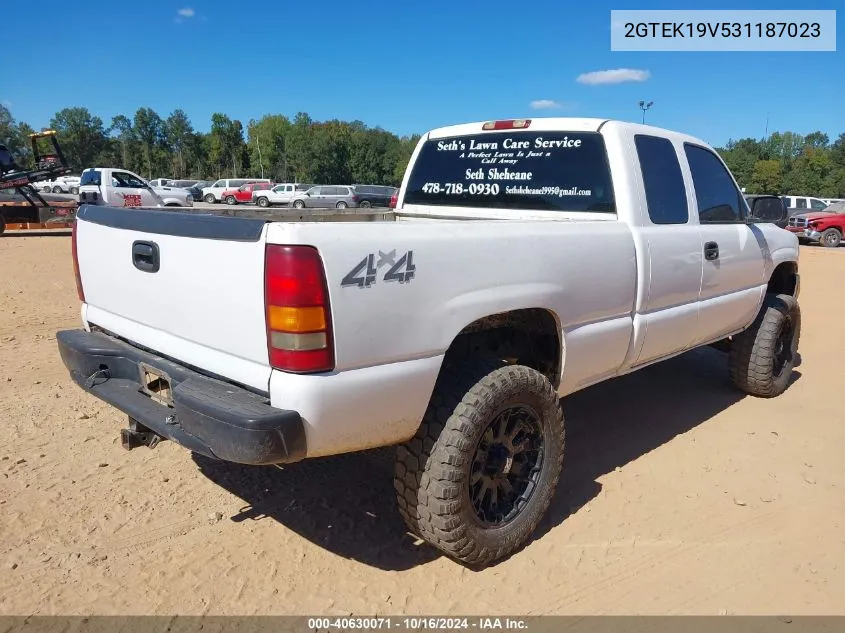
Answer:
[254, 183, 312, 207]
[58, 118, 799, 566]
[78, 168, 193, 207]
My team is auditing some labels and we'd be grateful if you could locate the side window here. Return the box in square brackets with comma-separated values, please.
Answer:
[810, 198, 828, 210]
[112, 171, 146, 188]
[684, 144, 744, 224]
[796, 198, 808, 209]
[635, 134, 689, 225]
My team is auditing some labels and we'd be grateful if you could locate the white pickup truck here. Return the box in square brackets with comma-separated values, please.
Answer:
[78, 168, 193, 208]
[254, 183, 313, 207]
[57, 117, 800, 566]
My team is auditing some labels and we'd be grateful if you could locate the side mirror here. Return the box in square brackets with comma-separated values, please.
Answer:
[747, 195, 787, 224]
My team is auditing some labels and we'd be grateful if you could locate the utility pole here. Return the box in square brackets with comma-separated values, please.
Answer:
[255, 133, 265, 179]
[638, 100, 654, 124]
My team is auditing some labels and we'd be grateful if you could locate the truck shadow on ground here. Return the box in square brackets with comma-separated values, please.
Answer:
[193, 346, 801, 572]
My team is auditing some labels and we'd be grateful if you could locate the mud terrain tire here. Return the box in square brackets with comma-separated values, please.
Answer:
[730, 293, 801, 398]
[395, 358, 565, 566]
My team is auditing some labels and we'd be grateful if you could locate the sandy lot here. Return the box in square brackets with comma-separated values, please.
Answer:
[0, 232, 843, 616]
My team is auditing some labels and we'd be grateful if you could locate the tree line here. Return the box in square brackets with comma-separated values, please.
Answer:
[0, 104, 419, 187]
[716, 131, 845, 198]
[3, 103, 844, 197]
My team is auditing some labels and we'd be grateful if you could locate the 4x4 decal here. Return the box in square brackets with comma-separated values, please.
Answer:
[341, 249, 416, 289]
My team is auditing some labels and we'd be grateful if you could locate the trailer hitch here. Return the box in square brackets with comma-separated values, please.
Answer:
[120, 417, 165, 451]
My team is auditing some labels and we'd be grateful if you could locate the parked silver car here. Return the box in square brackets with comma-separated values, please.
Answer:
[290, 185, 360, 209]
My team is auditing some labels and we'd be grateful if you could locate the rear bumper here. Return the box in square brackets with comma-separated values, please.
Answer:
[56, 329, 306, 465]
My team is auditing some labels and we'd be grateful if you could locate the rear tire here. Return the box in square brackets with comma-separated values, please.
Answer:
[820, 228, 841, 248]
[204, 194, 216, 204]
[336, 201, 348, 209]
[70, 186, 79, 195]
[395, 358, 565, 566]
[52, 186, 62, 193]
[729, 293, 801, 398]
[257, 197, 270, 208]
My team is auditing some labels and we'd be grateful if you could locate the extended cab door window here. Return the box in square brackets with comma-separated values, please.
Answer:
[684, 144, 745, 223]
[635, 135, 689, 224]
[795, 198, 808, 209]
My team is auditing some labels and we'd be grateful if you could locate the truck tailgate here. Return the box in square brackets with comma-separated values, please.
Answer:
[74, 206, 272, 392]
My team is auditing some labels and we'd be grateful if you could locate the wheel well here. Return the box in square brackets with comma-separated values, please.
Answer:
[443, 308, 562, 386]
[767, 261, 798, 296]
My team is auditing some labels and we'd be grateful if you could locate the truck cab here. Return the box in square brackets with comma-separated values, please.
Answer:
[78, 168, 193, 208]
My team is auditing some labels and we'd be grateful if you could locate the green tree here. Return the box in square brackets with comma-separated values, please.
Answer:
[0, 105, 35, 168]
[133, 107, 167, 178]
[208, 113, 246, 178]
[749, 159, 783, 194]
[164, 109, 194, 178]
[247, 115, 291, 181]
[49, 107, 107, 171]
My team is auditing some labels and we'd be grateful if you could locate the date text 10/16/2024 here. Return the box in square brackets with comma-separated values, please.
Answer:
[307, 617, 529, 630]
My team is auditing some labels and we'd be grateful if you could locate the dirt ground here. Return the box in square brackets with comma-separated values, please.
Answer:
[0, 231, 843, 616]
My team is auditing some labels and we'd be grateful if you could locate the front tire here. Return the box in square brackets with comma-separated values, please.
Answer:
[820, 228, 841, 248]
[293, 200, 305, 209]
[225, 195, 237, 205]
[52, 186, 62, 193]
[70, 186, 79, 195]
[257, 197, 270, 208]
[729, 293, 801, 398]
[395, 358, 564, 566]
[204, 194, 216, 204]
[359, 200, 372, 208]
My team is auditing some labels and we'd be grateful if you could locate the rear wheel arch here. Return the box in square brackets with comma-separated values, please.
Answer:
[439, 308, 563, 389]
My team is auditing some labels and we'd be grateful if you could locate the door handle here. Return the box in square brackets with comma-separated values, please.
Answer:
[132, 240, 160, 273]
[704, 241, 719, 261]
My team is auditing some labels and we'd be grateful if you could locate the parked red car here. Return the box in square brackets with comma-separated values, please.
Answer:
[786, 201, 845, 248]
[221, 182, 273, 205]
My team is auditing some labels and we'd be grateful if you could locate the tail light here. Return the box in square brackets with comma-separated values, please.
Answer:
[389, 192, 398, 208]
[264, 245, 334, 373]
[71, 221, 85, 302]
[351, 194, 360, 203]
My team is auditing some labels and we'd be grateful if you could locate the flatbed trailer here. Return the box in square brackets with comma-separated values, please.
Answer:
[0, 131, 78, 234]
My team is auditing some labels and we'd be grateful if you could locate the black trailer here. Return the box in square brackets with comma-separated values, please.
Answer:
[0, 130, 78, 234]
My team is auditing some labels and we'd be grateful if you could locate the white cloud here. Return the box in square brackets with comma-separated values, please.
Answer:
[576, 68, 651, 86]
[177, 7, 195, 17]
[530, 99, 564, 110]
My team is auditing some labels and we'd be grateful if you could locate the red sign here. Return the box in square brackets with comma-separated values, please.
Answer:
[123, 194, 142, 207]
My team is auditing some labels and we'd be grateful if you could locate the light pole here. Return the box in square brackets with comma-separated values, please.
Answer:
[638, 100, 654, 124]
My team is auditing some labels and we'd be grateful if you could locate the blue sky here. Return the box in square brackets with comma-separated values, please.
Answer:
[3, 0, 842, 147]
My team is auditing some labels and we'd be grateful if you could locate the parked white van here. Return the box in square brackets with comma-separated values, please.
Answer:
[783, 195, 829, 212]
[201, 178, 272, 203]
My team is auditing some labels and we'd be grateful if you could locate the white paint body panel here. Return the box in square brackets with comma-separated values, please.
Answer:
[75, 118, 800, 459]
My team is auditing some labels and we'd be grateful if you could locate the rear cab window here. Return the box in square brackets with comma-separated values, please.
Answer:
[80, 171, 101, 186]
[403, 130, 615, 213]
